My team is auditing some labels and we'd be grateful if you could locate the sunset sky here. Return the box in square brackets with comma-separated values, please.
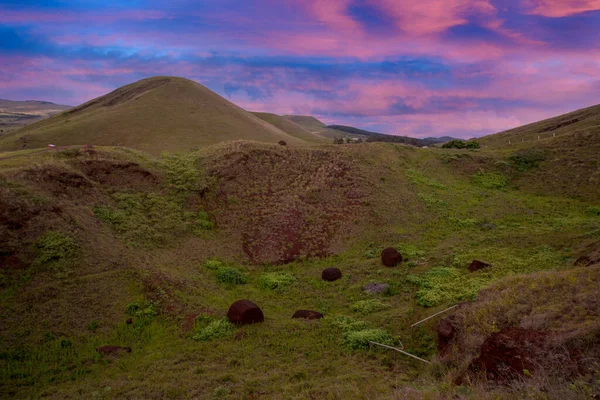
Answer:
[1, 0, 599, 138]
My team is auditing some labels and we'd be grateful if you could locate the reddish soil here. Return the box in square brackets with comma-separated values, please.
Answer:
[469, 327, 551, 381]
[206, 145, 372, 264]
[75, 159, 160, 190]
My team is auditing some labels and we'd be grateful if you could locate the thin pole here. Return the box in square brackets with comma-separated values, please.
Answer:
[411, 305, 458, 328]
[369, 341, 431, 364]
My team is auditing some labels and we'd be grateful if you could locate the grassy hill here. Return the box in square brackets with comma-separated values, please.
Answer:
[1, 135, 599, 398]
[471, 103, 600, 202]
[0, 77, 311, 154]
[0, 99, 71, 135]
[251, 112, 328, 144]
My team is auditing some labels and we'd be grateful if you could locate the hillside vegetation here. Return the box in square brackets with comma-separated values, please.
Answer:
[0, 100, 71, 135]
[251, 112, 328, 144]
[1, 132, 599, 398]
[0, 77, 312, 154]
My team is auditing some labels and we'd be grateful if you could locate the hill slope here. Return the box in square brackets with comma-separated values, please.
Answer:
[474, 104, 600, 201]
[0, 141, 599, 398]
[0, 77, 308, 154]
[251, 112, 328, 144]
[0, 99, 71, 134]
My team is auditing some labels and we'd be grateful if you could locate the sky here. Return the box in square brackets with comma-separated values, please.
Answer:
[1, 0, 599, 138]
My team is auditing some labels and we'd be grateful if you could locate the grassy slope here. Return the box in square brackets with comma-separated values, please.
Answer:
[0, 100, 71, 135]
[0, 77, 309, 154]
[1, 140, 599, 398]
[474, 103, 600, 202]
[251, 112, 328, 144]
[282, 115, 359, 141]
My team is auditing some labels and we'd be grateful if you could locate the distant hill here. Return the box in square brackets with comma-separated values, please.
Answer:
[0, 76, 311, 154]
[282, 115, 327, 131]
[0, 99, 71, 135]
[251, 113, 328, 144]
[327, 125, 456, 146]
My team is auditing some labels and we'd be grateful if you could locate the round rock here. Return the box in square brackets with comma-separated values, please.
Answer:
[292, 310, 324, 320]
[381, 247, 402, 267]
[278, 140, 287, 146]
[227, 299, 264, 325]
[322, 267, 342, 281]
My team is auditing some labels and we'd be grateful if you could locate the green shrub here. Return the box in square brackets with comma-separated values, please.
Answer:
[587, 206, 600, 216]
[87, 321, 99, 332]
[396, 243, 425, 260]
[203, 259, 224, 270]
[34, 231, 77, 264]
[94, 192, 213, 247]
[351, 299, 389, 316]
[192, 318, 235, 341]
[442, 140, 480, 149]
[126, 302, 159, 317]
[332, 316, 370, 332]
[258, 271, 296, 291]
[405, 169, 446, 189]
[406, 267, 481, 307]
[215, 267, 248, 285]
[417, 193, 448, 207]
[343, 329, 396, 350]
[471, 170, 508, 190]
[508, 149, 547, 172]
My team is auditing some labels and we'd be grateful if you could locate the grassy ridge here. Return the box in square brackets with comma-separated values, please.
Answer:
[0, 77, 313, 154]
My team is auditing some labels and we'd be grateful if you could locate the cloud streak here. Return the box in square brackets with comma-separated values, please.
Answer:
[0, 0, 599, 138]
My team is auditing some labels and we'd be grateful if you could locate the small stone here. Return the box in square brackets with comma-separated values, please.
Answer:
[364, 283, 390, 294]
[126, 318, 133, 325]
[278, 140, 287, 146]
[96, 346, 132, 356]
[292, 310, 324, 320]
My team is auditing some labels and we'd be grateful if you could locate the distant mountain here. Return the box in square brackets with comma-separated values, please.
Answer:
[327, 125, 456, 146]
[0, 99, 71, 134]
[0, 76, 315, 153]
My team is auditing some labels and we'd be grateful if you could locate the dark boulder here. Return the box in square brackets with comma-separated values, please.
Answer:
[227, 299, 264, 325]
[292, 310, 324, 320]
[126, 318, 133, 325]
[278, 140, 287, 146]
[322, 267, 342, 281]
[96, 346, 132, 356]
[381, 247, 402, 267]
[468, 260, 492, 272]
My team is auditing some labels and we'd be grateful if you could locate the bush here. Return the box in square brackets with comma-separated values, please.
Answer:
[417, 193, 448, 207]
[126, 302, 159, 317]
[192, 318, 235, 341]
[442, 140, 480, 149]
[332, 316, 370, 332]
[35, 231, 77, 264]
[351, 299, 389, 316]
[258, 271, 296, 291]
[215, 267, 248, 285]
[406, 267, 481, 307]
[343, 329, 396, 350]
[587, 206, 600, 216]
[508, 149, 547, 172]
[203, 259, 224, 270]
[472, 170, 508, 190]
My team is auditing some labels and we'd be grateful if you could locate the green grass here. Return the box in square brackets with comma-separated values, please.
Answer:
[257, 271, 297, 291]
[1, 140, 599, 399]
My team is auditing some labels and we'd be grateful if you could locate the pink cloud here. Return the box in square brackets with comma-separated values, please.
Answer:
[525, 0, 600, 17]
[372, 0, 496, 35]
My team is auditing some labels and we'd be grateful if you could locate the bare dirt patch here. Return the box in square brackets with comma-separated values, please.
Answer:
[205, 143, 372, 264]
